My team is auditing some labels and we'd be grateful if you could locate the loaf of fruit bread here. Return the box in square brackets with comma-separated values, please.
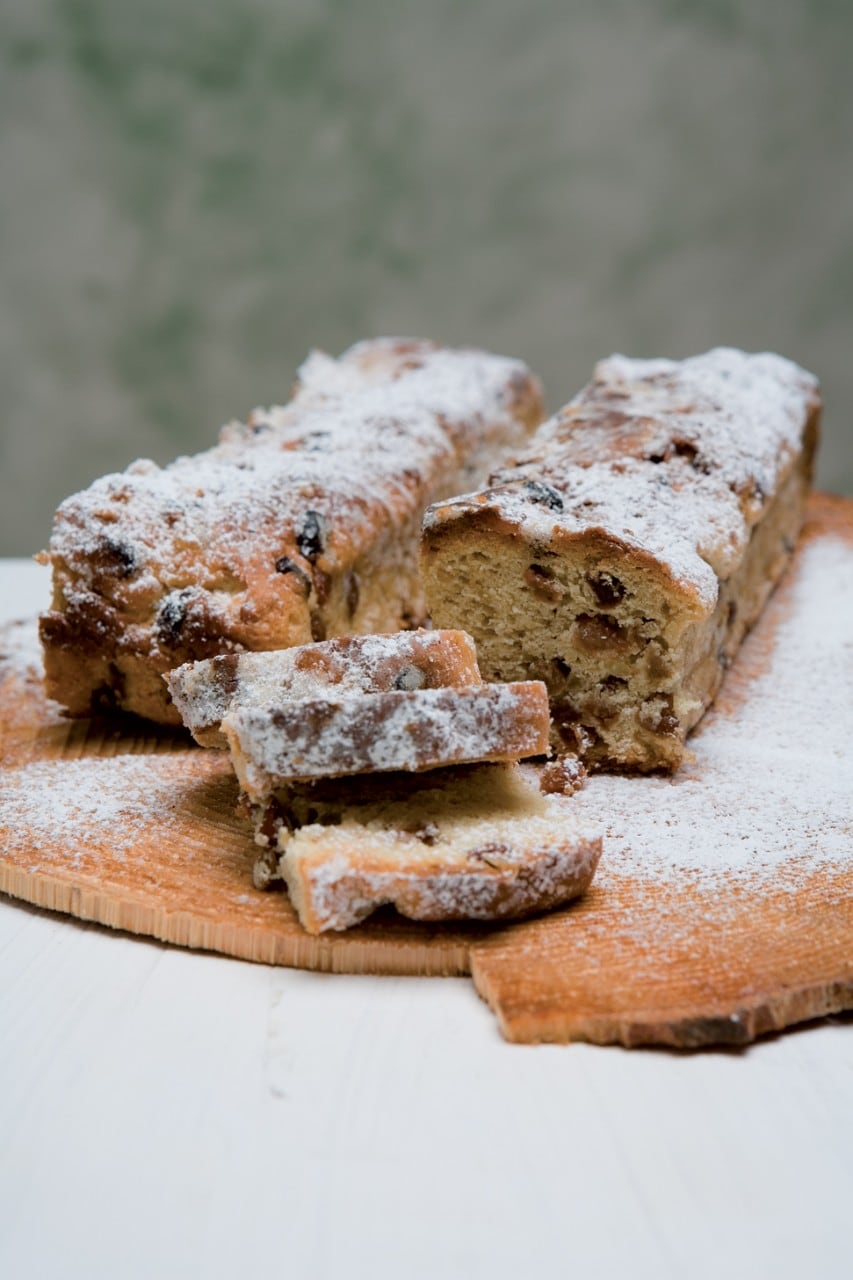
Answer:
[223, 681, 551, 799]
[421, 347, 821, 771]
[166, 629, 482, 748]
[246, 763, 601, 933]
[39, 338, 543, 724]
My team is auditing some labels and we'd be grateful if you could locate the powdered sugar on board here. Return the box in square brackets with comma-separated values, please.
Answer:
[0, 616, 68, 739]
[565, 533, 853, 885]
[3, 527, 850, 897]
[0, 754, 215, 867]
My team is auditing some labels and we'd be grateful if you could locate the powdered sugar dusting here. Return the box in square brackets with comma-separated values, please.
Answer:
[0, 755, 198, 865]
[226, 683, 549, 794]
[567, 535, 853, 885]
[48, 341, 535, 592]
[589, 348, 814, 491]
[42, 339, 538, 723]
[4, 513, 848, 943]
[431, 348, 818, 611]
[476, 460, 739, 607]
[288, 823, 600, 932]
[168, 630, 480, 744]
[280, 765, 601, 931]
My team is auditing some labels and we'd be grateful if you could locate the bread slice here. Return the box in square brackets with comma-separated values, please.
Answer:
[40, 338, 542, 724]
[223, 682, 551, 800]
[263, 764, 601, 933]
[166, 629, 481, 748]
[422, 348, 821, 771]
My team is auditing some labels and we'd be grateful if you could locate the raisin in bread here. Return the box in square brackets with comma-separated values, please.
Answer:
[40, 338, 542, 724]
[167, 629, 481, 748]
[422, 348, 821, 771]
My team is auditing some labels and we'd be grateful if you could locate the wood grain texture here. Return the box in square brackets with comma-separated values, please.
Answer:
[0, 494, 851, 1044]
[0, 632, 486, 976]
[469, 868, 853, 1046]
[470, 493, 853, 1044]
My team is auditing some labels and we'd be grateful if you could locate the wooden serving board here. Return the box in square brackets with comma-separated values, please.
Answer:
[1, 493, 851, 1047]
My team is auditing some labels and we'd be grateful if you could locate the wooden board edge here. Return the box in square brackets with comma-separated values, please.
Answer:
[0, 867, 475, 978]
[468, 955, 853, 1048]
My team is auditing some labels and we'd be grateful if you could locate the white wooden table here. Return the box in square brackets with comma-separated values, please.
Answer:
[1, 559, 851, 1280]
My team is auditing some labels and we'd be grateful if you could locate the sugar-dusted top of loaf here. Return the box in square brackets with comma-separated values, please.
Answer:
[47, 339, 538, 595]
[427, 348, 820, 611]
[167, 629, 481, 747]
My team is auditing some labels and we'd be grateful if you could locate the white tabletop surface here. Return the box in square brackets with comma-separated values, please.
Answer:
[1, 559, 851, 1280]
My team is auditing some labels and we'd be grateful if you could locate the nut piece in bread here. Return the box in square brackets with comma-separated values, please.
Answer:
[421, 348, 821, 771]
[167, 629, 482, 748]
[40, 338, 542, 724]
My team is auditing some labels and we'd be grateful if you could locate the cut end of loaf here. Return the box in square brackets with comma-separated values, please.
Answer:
[422, 459, 811, 771]
[422, 522, 696, 770]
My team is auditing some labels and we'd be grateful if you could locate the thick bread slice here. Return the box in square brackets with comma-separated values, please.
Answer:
[272, 764, 601, 933]
[166, 629, 481, 748]
[40, 338, 542, 724]
[223, 682, 551, 799]
[422, 348, 821, 772]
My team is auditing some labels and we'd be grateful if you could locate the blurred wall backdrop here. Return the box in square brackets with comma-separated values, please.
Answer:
[1, 0, 851, 555]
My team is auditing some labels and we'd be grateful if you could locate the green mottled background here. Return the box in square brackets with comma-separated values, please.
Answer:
[1, 0, 851, 554]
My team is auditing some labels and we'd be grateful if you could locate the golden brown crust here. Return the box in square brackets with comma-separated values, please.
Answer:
[40, 339, 542, 724]
[166, 629, 482, 748]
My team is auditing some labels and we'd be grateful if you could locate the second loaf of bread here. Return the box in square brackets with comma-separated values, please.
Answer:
[40, 338, 542, 724]
[422, 347, 821, 771]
